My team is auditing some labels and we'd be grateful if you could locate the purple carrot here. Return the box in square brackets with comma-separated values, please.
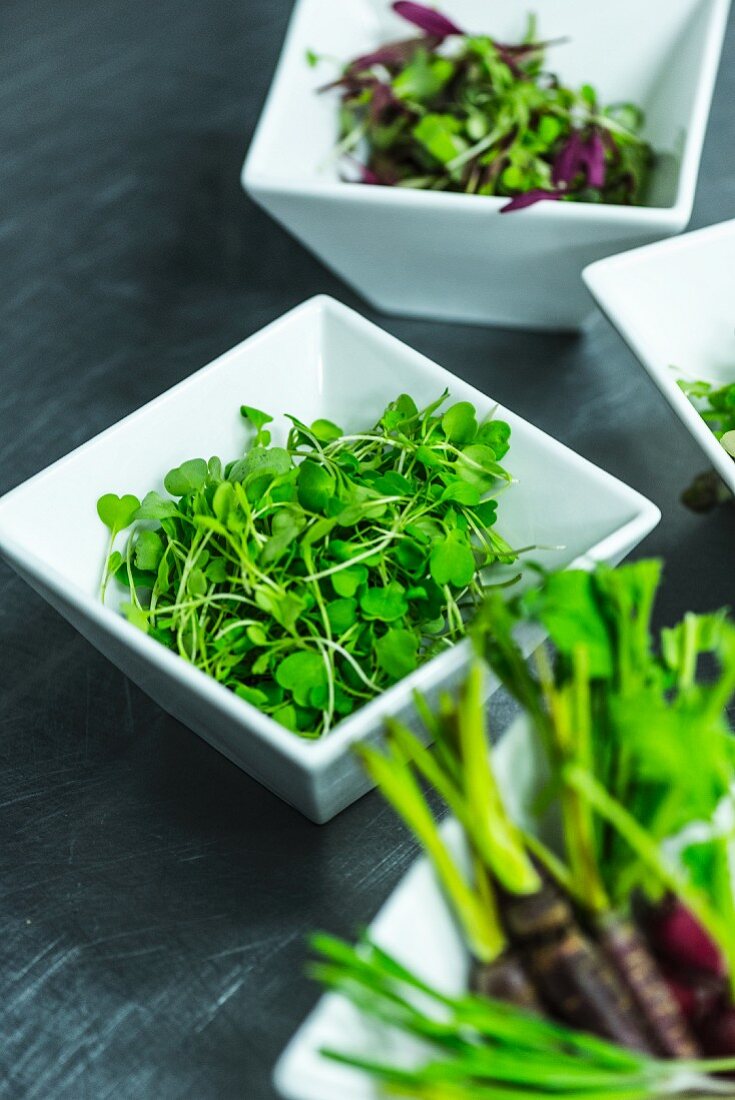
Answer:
[500, 189, 561, 213]
[499, 880, 656, 1053]
[595, 915, 701, 1057]
[702, 1000, 735, 1054]
[645, 897, 726, 979]
[470, 952, 544, 1015]
[392, 1, 463, 39]
[662, 966, 723, 1026]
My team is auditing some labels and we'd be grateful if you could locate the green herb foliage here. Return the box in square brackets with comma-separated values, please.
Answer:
[475, 560, 735, 988]
[309, 933, 735, 1096]
[97, 393, 518, 738]
[678, 378, 735, 458]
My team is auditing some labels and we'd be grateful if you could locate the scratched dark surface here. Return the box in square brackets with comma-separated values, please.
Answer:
[1, 1, 735, 1097]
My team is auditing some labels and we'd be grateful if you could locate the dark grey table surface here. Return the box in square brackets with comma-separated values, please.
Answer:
[2, 2, 735, 1097]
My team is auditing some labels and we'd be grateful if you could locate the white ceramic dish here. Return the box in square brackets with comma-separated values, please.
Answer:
[273, 716, 543, 1100]
[0, 296, 659, 822]
[584, 219, 735, 497]
[242, 0, 730, 331]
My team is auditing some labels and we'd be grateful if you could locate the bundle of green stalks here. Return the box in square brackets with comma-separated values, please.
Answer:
[308, 560, 735, 1094]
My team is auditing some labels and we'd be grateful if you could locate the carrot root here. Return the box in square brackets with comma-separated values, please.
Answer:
[596, 915, 701, 1057]
[469, 951, 544, 1015]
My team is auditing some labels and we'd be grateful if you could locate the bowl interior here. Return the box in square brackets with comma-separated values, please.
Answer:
[590, 220, 735, 387]
[584, 220, 735, 494]
[249, 0, 719, 210]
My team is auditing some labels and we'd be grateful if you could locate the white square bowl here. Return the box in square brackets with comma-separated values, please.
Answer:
[242, 0, 730, 332]
[583, 218, 735, 496]
[0, 296, 659, 822]
[273, 717, 542, 1100]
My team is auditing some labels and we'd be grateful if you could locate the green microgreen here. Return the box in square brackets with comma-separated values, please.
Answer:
[678, 377, 735, 458]
[97, 391, 519, 738]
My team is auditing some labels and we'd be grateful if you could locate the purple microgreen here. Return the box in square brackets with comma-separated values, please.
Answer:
[347, 36, 439, 76]
[552, 128, 607, 190]
[500, 189, 561, 213]
[391, 1, 463, 39]
[585, 130, 607, 189]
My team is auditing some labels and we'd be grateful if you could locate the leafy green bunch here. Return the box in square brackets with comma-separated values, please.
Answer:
[475, 561, 735, 983]
[321, 5, 653, 210]
[678, 378, 735, 458]
[97, 392, 518, 738]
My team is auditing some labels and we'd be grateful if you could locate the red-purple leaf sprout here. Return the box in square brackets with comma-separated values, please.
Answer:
[348, 36, 440, 75]
[319, 3, 652, 212]
[392, 1, 463, 39]
[552, 128, 607, 191]
[500, 189, 562, 213]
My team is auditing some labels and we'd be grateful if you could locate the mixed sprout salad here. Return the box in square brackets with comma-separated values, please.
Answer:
[679, 377, 735, 460]
[315, 1, 654, 212]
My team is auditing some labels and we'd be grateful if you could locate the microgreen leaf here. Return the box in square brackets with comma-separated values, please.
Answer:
[456, 444, 507, 489]
[97, 493, 141, 534]
[476, 419, 511, 459]
[229, 447, 291, 484]
[164, 459, 208, 497]
[326, 598, 358, 634]
[297, 460, 336, 513]
[412, 112, 467, 164]
[235, 684, 269, 707]
[241, 404, 274, 447]
[375, 628, 419, 679]
[440, 480, 481, 506]
[276, 650, 328, 707]
[394, 53, 454, 104]
[310, 418, 343, 443]
[240, 405, 273, 431]
[360, 581, 409, 622]
[121, 602, 149, 633]
[430, 530, 475, 587]
[134, 530, 164, 572]
[134, 491, 178, 522]
[213, 481, 235, 522]
[441, 402, 478, 444]
[382, 393, 419, 432]
[332, 564, 369, 598]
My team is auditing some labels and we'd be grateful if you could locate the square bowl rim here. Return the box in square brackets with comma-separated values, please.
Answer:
[0, 293, 660, 772]
[242, 0, 732, 228]
[582, 217, 735, 495]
